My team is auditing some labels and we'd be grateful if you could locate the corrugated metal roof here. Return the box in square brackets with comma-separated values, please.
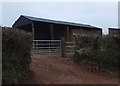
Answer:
[21, 15, 101, 29]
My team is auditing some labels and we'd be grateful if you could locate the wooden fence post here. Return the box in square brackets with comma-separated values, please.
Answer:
[61, 37, 65, 57]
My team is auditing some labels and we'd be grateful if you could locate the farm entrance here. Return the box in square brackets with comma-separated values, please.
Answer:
[32, 40, 62, 56]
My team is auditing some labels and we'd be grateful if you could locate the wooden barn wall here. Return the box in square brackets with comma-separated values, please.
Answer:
[109, 29, 120, 35]
[70, 28, 102, 41]
[17, 24, 32, 32]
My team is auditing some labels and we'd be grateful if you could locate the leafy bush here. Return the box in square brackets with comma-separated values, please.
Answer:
[2, 28, 33, 84]
[75, 35, 101, 50]
[73, 35, 120, 71]
[73, 48, 91, 63]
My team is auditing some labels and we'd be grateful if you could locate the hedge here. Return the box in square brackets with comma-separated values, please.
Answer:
[2, 27, 33, 84]
[73, 34, 120, 71]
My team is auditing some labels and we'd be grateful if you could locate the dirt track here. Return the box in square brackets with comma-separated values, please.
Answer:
[23, 54, 119, 84]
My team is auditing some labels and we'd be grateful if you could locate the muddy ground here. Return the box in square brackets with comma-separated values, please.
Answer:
[23, 54, 119, 84]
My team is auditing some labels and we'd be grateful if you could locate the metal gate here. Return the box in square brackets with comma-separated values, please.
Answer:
[32, 40, 62, 56]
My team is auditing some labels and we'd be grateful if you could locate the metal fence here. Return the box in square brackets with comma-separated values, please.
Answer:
[32, 40, 62, 56]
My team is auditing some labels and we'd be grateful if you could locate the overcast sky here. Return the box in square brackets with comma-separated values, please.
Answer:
[1, 2, 118, 34]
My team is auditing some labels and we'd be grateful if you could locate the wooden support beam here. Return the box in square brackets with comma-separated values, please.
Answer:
[32, 22, 35, 48]
[50, 24, 54, 40]
[32, 22, 35, 40]
[67, 26, 70, 42]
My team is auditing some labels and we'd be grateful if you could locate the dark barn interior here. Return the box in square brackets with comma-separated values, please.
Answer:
[34, 22, 68, 40]
[15, 21, 68, 40]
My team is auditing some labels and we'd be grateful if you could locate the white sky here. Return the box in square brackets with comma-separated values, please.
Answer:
[0, 1, 119, 34]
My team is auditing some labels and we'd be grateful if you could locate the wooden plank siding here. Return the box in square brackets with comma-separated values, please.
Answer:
[109, 28, 120, 35]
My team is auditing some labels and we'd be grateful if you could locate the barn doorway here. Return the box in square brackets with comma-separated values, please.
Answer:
[32, 40, 62, 56]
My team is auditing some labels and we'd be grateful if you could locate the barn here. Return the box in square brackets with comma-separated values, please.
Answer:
[13, 15, 102, 41]
[12, 15, 102, 56]
[109, 28, 120, 35]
